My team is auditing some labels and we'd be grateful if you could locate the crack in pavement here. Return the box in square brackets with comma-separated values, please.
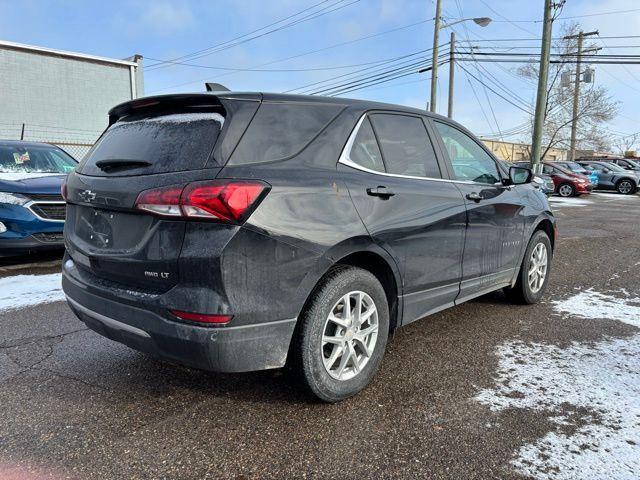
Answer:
[0, 327, 88, 350]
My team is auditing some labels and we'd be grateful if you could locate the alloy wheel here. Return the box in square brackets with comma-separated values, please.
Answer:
[558, 184, 573, 197]
[618, 180, 633, 194]
[321, 291, 379, 381]
[528, 243, 548, 293]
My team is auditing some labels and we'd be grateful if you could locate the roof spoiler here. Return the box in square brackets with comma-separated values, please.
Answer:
[108, 93, 226, 125]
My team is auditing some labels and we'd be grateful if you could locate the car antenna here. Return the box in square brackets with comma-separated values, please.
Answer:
[205, 83, 230, 92]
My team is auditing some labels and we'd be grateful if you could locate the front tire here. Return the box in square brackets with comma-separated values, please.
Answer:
[616, 179, 636, 195]
[292, 266, 389, 402]
[557, 183, 575, 197]
[504, 230, 552, 304]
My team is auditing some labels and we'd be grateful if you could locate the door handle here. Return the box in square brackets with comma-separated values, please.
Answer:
[466, 192, 482, 202]
[366, 186, 395, 198]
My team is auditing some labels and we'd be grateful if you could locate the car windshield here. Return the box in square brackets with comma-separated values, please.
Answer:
[601, 162, 626, 172]
[551, 163, 573, 175]
[561, 161, 588, 174]
[0, 145, 77, 174]
[627, 159, 640, 168]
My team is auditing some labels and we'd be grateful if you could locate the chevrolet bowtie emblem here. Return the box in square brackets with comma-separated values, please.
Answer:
[79, 189, 97, 202]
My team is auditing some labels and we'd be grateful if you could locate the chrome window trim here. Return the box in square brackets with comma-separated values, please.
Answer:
[338, 113, 502, 187]
[26, 200, 66, 223]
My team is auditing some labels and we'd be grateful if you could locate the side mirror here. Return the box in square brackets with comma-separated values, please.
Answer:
[508, 166, 532, 185]
[603, 168, 610, 174]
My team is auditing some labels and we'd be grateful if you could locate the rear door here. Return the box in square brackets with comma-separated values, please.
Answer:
[340, 112, 467, 324]
[430, 120, 525, 303]
[64, 102, 249, 291]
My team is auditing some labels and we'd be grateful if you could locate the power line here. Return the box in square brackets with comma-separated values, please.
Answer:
[147, 0, 360, 71]
[143, 55, 409, 73]
[458, 63, 533, 114]
[285, 45, 447, 94]
[311, 55, 446, 96]
[146, 0, 335, 68]
[147, 18, 432, 93]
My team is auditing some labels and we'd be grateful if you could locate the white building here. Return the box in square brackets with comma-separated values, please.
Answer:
[0, 40, 143, 158]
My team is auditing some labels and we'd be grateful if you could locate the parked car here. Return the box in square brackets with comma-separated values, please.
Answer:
[576, 160, 639, 194]
[62, 92, 556, 402]
[499, 161, 553, 195]
[605, 157, 640, 175]
[0, 140, 76, 255]
[533, 172, 555, 195]
[515, 161, 591, 197]
[553, 160, 599, 187]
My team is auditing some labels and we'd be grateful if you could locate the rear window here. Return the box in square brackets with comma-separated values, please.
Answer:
[80, 112, 224, 176]
[228, 102, 342, 165]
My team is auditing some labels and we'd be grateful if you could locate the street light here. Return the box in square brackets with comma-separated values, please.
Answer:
[429, 0, 492, 113]
[443, 17, 492, 28]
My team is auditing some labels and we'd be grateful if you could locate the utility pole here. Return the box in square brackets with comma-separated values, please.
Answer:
[566, 30, 598, 160]
[569, 32, 583, 161]
[530, 0, 554, 174]
[448, 31, 455, 118]
[429, 0, 442, 112]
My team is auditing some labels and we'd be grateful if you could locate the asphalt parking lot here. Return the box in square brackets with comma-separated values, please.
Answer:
[1, 191, 639, 480]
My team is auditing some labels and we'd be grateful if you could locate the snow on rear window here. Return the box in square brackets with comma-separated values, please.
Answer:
[80, 112, 225, 176]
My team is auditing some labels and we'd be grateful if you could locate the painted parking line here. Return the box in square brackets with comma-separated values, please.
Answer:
[0, 273, 64, 312]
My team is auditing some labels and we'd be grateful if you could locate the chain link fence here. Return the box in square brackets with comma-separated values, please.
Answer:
[0, 122, 101, 161]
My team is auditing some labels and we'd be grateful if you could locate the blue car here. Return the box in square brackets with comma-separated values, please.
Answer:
[555, 161, 599, 188]
[0, 141, 77, 255]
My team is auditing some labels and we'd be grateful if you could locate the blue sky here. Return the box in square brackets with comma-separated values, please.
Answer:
[2, 0, 640, 147]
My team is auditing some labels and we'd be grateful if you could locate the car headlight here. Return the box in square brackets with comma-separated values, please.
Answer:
[0, 192, 30, 206]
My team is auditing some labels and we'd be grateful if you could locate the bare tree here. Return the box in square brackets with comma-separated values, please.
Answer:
[517, 22, 619, 159]
[613, 133, 639, 156]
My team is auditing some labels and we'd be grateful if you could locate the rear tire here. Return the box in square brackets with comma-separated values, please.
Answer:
[557, 183, 575, 197]
[292, 266, 389, 403]
[504, 230, 552, 305]
[616, 179, 636, 195]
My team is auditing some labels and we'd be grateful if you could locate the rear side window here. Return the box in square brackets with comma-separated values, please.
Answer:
[229, 102, 342, 164]
[349, 118, 384, 172]
[80, 112, 224, 176]
[369, 114, 441, 178]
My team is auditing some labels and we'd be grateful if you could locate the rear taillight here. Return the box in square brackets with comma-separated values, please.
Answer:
[135, 180, 269, 223]
[170, 309, 233, 325]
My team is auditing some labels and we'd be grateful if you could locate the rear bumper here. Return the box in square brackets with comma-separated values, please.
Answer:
[62, 268, 297, 373]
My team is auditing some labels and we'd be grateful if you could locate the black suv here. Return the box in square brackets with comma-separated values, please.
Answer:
[62, 93, 555, 402]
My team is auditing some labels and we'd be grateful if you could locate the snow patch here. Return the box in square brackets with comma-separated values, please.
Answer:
[119, 112, 225, 126]
[552, 289, 640, 328]
[0, 172, 65, 182]
[591, 192, 639, 200]
[476, 290, 640, 478]
[476, 337, 640, 479]
[548, 197, 592, 207]
[0, 273, 64, 312]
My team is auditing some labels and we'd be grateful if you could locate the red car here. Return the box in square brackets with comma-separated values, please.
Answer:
[517, 161, 592, 197]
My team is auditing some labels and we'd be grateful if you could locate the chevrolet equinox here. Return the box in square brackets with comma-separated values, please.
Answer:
[62, 92, 555, 402]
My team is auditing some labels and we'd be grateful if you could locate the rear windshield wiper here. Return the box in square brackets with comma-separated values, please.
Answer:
[95, 159, 152, 171]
